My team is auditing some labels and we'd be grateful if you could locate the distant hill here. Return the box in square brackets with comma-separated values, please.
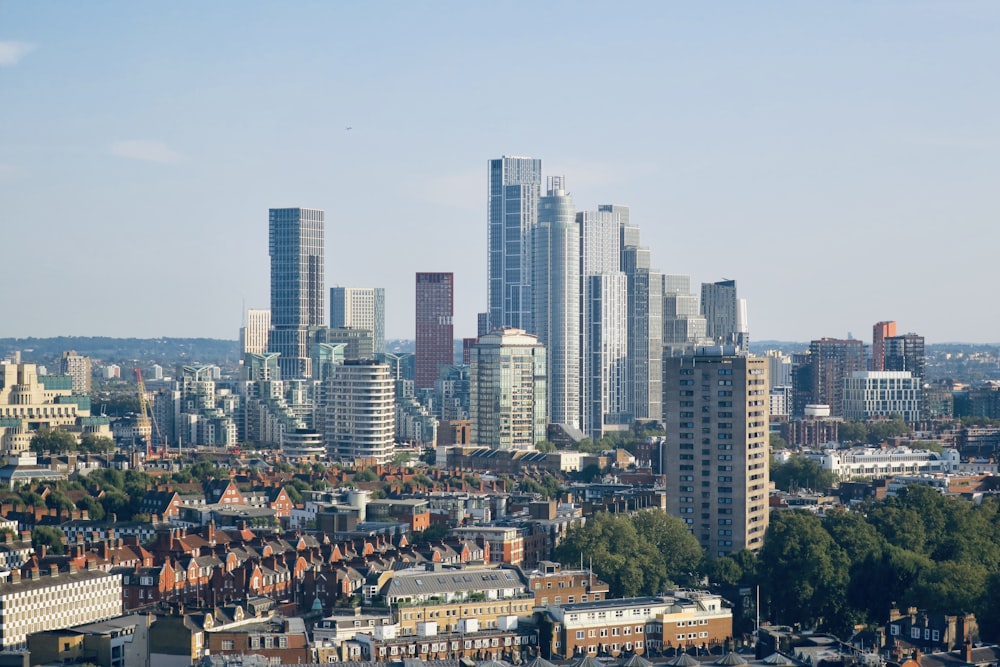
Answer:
[0, 336, 240, 368]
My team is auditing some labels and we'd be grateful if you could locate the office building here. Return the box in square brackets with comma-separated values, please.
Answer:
[532, 177, 580, 429]
[488, 156, 543, 332]
[700, 280, 748, 348]
[330, 287, 386, 355]
[579, 208, 628, 438]
[313, 326, 375, 363]
[470, 328, 547, 450]
[240, 308, 271, 356]
[60, 350, 91, 395]
[662, 275, 709, 355]
[664, 350, 769, 557]
[843, 371, 922, 423]
[268, 207, 325, 379]
[613, 205, 663, 425]
[884, 333, 926, 385]
[0, 566, 122, 648]
[872, 321, 897, 371]
[765, 350, 793, 388]
[325, 360, 396, 465]
[0, 363, 94, 456]
[792, 338, 867, 417]
[415, 272, 454, 389]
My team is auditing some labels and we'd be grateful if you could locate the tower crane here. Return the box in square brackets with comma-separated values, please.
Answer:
[134, 368, 162, 458]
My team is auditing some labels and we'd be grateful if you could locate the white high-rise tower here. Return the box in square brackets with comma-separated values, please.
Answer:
[532, 177, 580, 430]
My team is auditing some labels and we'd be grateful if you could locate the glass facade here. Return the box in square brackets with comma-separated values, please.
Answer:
[470, 329, 547, 450]
[488, 156, 542, 333]
[532, 178, 580, 429]
[268, 208, 324, 379]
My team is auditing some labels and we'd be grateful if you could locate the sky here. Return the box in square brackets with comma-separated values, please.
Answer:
[2, 2, 999, 344]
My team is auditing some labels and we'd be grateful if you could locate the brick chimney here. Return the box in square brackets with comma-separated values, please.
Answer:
[49, 563, 59, 578]
[963, 640, 972, 664]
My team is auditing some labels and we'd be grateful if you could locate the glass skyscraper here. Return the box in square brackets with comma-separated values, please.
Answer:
[579, 207, 628, 438]
[532, 177, 580, 429]
[268, 207, 325, 380]
[487, 156, 542, 333]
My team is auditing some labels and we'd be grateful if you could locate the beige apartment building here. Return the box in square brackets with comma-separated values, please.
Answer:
[664, 349, 770, 557]
[538, 590, 732, 658]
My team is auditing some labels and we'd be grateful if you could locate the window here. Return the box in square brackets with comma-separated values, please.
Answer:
[221, 640, 235, 651]
[577, 631, 585, 640]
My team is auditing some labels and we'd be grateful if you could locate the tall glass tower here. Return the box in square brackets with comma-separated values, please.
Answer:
[579, 208, 628, 438]
[487, 156, 542, 333]
[268, 208, 325, 380]
[532, 177, 580, 429]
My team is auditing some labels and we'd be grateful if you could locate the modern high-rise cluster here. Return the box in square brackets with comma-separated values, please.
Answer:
[480, 156, 754, 441]
[473, 156, 767, 555]
[213, 165, 767, 553]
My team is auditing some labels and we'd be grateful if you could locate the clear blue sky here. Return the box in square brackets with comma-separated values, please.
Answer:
[3, 2, 998, 343]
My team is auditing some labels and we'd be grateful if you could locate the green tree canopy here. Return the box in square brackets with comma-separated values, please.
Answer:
[32, 526, 66, 554]
[759, 511, 850, 631]
[78, 433, 115, 454]
[770, 454, 837, 491]
[555, 511, 701, 597]
[556, 512, 667, 598]
[30, 428, 77, 455]
[630, 510, 702, 586]
[534, 440, 557, 453]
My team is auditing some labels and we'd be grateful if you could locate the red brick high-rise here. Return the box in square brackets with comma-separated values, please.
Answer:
[415, 272, 454, 389]
[872, 320, 897, 371]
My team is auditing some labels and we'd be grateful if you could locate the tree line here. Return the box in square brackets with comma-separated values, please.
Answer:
[554, 488, 1000, 642]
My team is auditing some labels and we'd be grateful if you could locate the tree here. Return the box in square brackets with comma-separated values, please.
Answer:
[759, 511, 850, 630]
[32, 526, 66, 554]
[630, 510, 702, 585]
[769, 433, 788, 450]
[555, 512, 668, 598]
[30, 428, 77, 455]
[76, 495, 106, 521]
[535, 440, 557, 453]
[703, 556, 743, 586]
[822, 509, 885, 566]
[412, 523, 448, 545]
[839, 421, 868, 443]
[45, 491, 76, 517]
[99, 489, 130, 520]
[866, 416, 911, 444]
[392, 451, 414, 467]
[866, 503, 927, 554]
[771, 454, 836, 491]
[78, 433, 115, 454]
[354, 468, 378, 482]
[908, 560, 988, 615]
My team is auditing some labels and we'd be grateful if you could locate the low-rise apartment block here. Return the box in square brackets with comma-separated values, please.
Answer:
[537, 590, 731, 658]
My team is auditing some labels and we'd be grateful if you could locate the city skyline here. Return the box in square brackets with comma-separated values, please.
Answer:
[3, 3, 1000, 344]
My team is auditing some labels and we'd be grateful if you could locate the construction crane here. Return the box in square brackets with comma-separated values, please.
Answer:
[134, 368, 162, 458]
